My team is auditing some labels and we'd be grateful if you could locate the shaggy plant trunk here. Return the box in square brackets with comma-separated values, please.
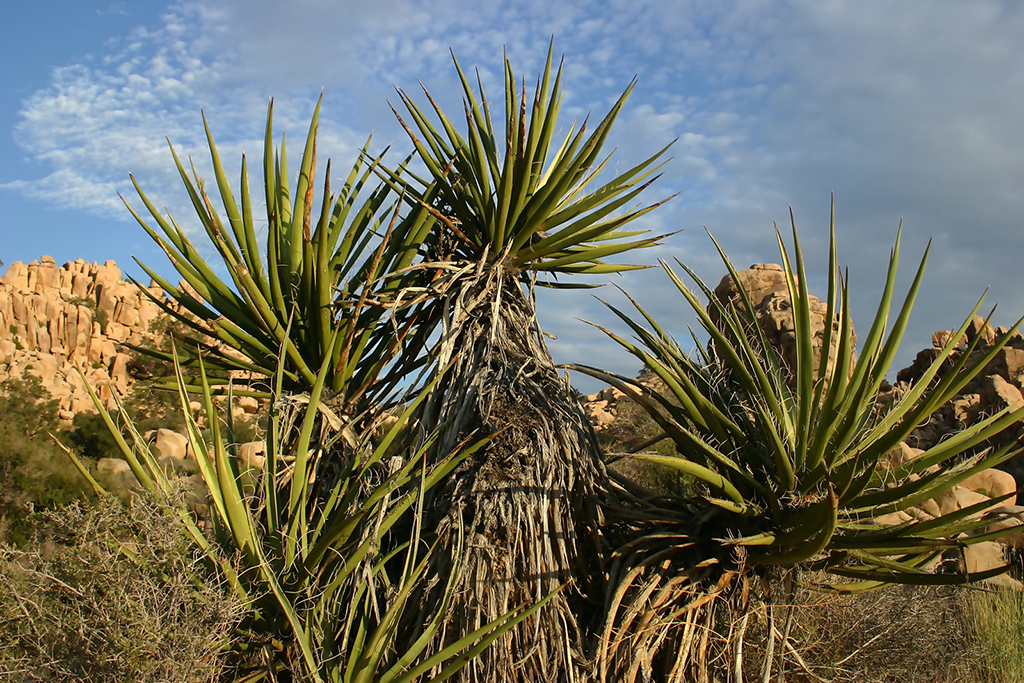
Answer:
[414, 263, 609, 683]
[406, 262, 758, 683]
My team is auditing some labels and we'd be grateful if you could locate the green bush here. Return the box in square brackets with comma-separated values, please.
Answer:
[0, 375, 59, 438]
[67, 385, 190, 460]
[66, 295, 96, 309]
[67, 314, 215, 461]
[67, 410, 124, 461]
[593, 381, 695, 497]
[0, 372, 191, 542]
[0, 377, 93, 546]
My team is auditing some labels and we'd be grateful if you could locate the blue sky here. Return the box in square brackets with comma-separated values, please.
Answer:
[3, 0, 1024, 389]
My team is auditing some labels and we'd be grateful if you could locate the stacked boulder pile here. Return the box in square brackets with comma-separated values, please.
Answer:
[584, 384, 641, 431]
[0, 257, 170, 417]
[891, 316, 1024, 484]
[0, 256, 265, 510]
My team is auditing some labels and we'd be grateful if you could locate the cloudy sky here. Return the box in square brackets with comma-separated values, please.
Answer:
[2, 0, 1023, 390]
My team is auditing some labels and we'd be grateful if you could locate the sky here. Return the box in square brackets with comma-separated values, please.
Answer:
[2, 0, 1024, 392]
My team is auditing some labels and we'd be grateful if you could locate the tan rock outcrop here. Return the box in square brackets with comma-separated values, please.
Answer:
[961, 469, 1018, 501]
[0, 257, 192, 419]
[239, 441, 266, 470]
[711, 263, 856, 385]
[151, 428, 189, 462]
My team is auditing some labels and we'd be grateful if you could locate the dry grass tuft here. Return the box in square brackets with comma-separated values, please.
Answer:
[965, 587, 1024, 683]
[738, 582, 981, 683]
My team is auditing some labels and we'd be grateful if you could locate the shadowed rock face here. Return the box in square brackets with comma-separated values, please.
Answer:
[886, 314, 1024, 502]
[710, 263, 858, 384]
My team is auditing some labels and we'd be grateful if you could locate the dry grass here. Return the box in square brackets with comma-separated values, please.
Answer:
[734, 581, 981, 683]
[965, 588, 1024, 683]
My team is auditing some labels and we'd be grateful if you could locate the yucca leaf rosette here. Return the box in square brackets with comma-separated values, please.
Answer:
[377, 43, 675, 283]
[578, 199, 1024, 590]
[124, 98, 438, 403]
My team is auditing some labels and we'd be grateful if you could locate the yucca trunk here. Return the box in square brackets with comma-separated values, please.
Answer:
[411, 263, 608, 682]
[406, 262, 747, 683]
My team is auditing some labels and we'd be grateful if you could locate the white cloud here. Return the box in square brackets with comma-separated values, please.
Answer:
[6, 0, 1024, 376]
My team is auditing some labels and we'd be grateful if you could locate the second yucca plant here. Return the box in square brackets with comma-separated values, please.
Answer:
[576, 202, 1024, 680]
[64, 349, 551, 682]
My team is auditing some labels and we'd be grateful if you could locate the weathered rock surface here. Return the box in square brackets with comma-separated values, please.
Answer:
[711, 263, 857, 384]
[0, 257, 174, 415]
[152, 428, 190, 462]
[0, 257, 265, 517]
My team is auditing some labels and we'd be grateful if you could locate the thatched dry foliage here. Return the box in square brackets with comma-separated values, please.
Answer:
[413, 265, 609, 681]
[594, 536, 745, 682]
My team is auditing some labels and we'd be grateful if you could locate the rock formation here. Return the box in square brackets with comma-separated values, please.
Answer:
[711, 263, 857, 383]
[0, 257, 173, 418]
[886, 314, 1024, 482]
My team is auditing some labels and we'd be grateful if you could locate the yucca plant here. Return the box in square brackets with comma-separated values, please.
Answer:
[123, 97, 438, 406]
[371, 44, 674, 682]
[61, 350, 553, 682]
[80, 92, 566, 680]
[575, 203, 1024, 681]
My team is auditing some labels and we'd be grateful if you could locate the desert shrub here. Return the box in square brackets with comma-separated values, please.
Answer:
[67, 410, 124, 462]
[66, 296, 95, 309]
[0, 372, 193, 542]
[0, 375, 59, 439]
[0, 377, 93, 545]
[598, 400, 693, 494]
[67, 386, 195, 461]
[93, 308, 108, 334]
[68, 314, 219, 461]
[123, 314, 245, 436]
[592, 373, 697, 496]
[0, 491, 244, 682]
